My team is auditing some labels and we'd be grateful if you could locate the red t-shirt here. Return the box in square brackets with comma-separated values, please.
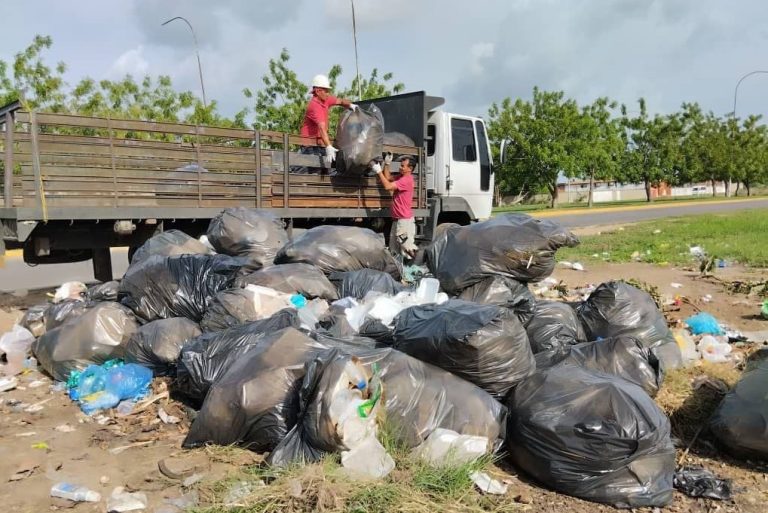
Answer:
[300, 94, 339, 145]
[391, 173, 414, 219]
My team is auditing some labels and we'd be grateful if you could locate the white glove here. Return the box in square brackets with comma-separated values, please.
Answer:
[383, 152, 393, 166]
[350, 103, 359, 111]
[324, 145, 338, 168]
[371, 162, 382, 174]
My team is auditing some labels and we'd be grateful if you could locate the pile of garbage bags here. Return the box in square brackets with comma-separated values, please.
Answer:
[2, 210, 707, 508]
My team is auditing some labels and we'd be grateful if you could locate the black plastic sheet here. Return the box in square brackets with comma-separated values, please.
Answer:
[119, 254, 245, 322]
[44, 300, 91, 331]
[427, 213, 579, 293]
[525, 300, 586, 358]
[206, 208, 288, 266]
[507, 364, 675, 508]
[275, 225, 400, 279]
[123, 318, 202, 376]
[673, 466, 733, 500]
[392, 300, 535, 398]
[86, 281, 120, 302]
[130, 229, 213, 266]
[330, 269, 405, 299]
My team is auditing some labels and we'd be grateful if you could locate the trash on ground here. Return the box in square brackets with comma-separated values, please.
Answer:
[673, 466, 733, 500]
[123, 318, 202, 376]
[471, 471, 508, 495]
[53, 282, 87, 304]
[54, 424, 76, 433]
[0, 325, 35, 376]
[130, 229, 213, 267]
[762, 299, 768, 320]
[670, 282, 683, 289]
[236, 263, 339, 300]
[412, 428, 488, 466]
[526, 300, 586, 361]
[0, 376, 19, 392]
[689, 246, 706, 259]
[158, 407, 180, 424]
[559, 261, 585, 271]
[68, 361, 153, 415]
[458, 275, 535, 325]
[507, 364, 674, 508]
[50, 482, 101, 503]
[698, 335, 732, 363]
[685, 312, 724, 335]
[224, 481, 263, 506]
[8, 459, 40, 481]
[206, 207, 288, 266]
[673, 329, 699, 365]
[106, 486, 148, 512]
[330, 268, 406, 299]
[709, 348, 768, 459]
[201, 285, 296, 332]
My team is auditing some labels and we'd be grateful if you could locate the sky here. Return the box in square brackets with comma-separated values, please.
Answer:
[3, 0, 768, 123]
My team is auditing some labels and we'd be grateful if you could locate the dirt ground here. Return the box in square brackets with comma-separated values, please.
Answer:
[0, 261, 766, 512]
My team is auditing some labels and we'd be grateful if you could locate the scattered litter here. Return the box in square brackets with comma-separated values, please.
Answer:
[413, 428, 488, 466]
[701, 294, 713, 303]
[100, 476, 110, 485]
[470, 471, 508, 495]
[14, 431, 36, 437]
[762, 300, 768, 320]
[106, 487, 147, 512]
[689, 246, 706, 259]
[182, 473, 205, 488]
[653, 229, 662, 234]
[0, 376, 19, 392]
[69, 362, 153, 415]
[673, 466, 733, 500]
[31, 442, 49, 450]
[95, 415, 112, 426]
[53, 281, 87, 303]
[685, 312, 724, 335]
[108, 441, 153, 455]
[698, 335, 732, 363]
[158, 407, 180, 424]
[28, 379, 46, 388]
[164, 490, 199, 510]
[225, 481, 263, 505]
[559, 261, 585, 271]
[673, 329, 699, 365]
[115, 400, 135, 417]
[670, 282, 683, 289]
[0, 325, 35, 376]
[8, 460, 40, 481]
[50, 482, 101, 503]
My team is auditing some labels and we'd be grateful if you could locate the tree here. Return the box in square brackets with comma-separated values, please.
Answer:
[577, 97, 623, 207]
[733, 115, 768, 196]
[0, 35, 67, 111]
[680, 103, 732, 197]
[620, 99, 681, 202]
[488, 88, 584, 208]
[244, 48, 405, 134]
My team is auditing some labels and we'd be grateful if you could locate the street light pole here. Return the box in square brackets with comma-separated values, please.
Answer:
[732, 70, 768, 121]
[350, 0, 362, 100]
[162, 16, 207, 108]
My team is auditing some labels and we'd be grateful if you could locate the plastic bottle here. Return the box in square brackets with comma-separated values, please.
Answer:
[416, 278, 440, 303]
[50, 482, 102, 502]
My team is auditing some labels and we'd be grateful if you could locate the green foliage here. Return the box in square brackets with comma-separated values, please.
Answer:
[0, 35, 67, 111]
[557, 209, 768, 267]
[579, 97, 623, 206]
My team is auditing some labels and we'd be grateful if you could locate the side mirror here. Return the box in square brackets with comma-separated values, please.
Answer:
[499, 139, 510, 166]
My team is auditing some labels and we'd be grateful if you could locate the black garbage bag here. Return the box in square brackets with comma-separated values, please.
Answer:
[577, 281, 683, 371]
[86, 281, 120, 302]
[507, 364, 675, 508]
[32, 302, 139, 382]
[175, 310, 301, 402]
[424, 223, 461, 273]
[525, 300, 586, 359]
[206, 208, 288, 266]
[540, 336, 664, 397]
[19, 303, 48, 338]
[709, 348, 768, 459]
[123, 318, 202, 377]
[275, 225, 400, 279]
[427, 213, 579, 293]
[330, 269, 406, 299]
[200, 288, 266, 333]
[119, 254, 245, 323]
[235, 263, 338, 300]
[458, 275, 535, 326]
[130, 229, 213, 266]
[392, 300, 535, 398]
[336, 104, 384, 176]
[44, 300, 92, 331]
[673, 466, 733, 500]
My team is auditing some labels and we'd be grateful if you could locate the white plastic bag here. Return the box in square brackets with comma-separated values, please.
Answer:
[0, 325, 35, 376]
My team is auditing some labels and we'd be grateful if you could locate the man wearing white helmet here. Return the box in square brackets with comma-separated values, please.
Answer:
[299, 74, 357, 169]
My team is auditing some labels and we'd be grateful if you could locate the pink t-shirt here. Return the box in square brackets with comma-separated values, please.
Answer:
[391, 173, 414, 219]
[300, 94, 339, 145]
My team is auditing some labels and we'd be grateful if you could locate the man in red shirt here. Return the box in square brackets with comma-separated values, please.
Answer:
[299, 74, 357, 169]
[373, 152, 417, 259]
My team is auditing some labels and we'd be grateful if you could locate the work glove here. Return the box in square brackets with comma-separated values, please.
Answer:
[371, 162, 383, 174]
[323, 145, 338, 168]
[350, 103, 359, 111]
[383, 152, 393, 166]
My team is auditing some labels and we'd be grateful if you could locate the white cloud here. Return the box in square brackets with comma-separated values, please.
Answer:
[108, 46, 149, 78]
[469, 42, 495, 75]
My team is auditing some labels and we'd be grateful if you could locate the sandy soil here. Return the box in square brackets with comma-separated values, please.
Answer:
[0, 261, 766, 512]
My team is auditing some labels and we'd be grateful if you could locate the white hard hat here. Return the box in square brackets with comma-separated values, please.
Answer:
[311, 74, 331, 89]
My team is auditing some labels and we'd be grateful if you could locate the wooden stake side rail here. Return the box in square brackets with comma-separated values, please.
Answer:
[2, 111, 425, 215]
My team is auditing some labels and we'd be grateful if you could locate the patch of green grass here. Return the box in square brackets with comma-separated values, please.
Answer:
[409, 455, 492, 500]
[347, 482, 402, 513]
[558, 209, 768, 267]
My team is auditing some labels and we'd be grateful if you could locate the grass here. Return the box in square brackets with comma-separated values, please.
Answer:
[192, 422, 515, 513]
[557, 209, 768, 267]
[492, 192, 768, 214]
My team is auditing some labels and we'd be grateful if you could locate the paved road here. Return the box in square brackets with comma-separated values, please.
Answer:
[531, 197, 768, 228]
[2, 198, 766, 292]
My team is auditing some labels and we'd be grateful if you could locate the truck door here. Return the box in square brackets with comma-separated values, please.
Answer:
[448, 116, 494, 219]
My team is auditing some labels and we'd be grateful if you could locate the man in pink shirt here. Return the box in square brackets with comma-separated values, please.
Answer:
[372, 153, 417, 259]
[299, 74, 356, 169]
